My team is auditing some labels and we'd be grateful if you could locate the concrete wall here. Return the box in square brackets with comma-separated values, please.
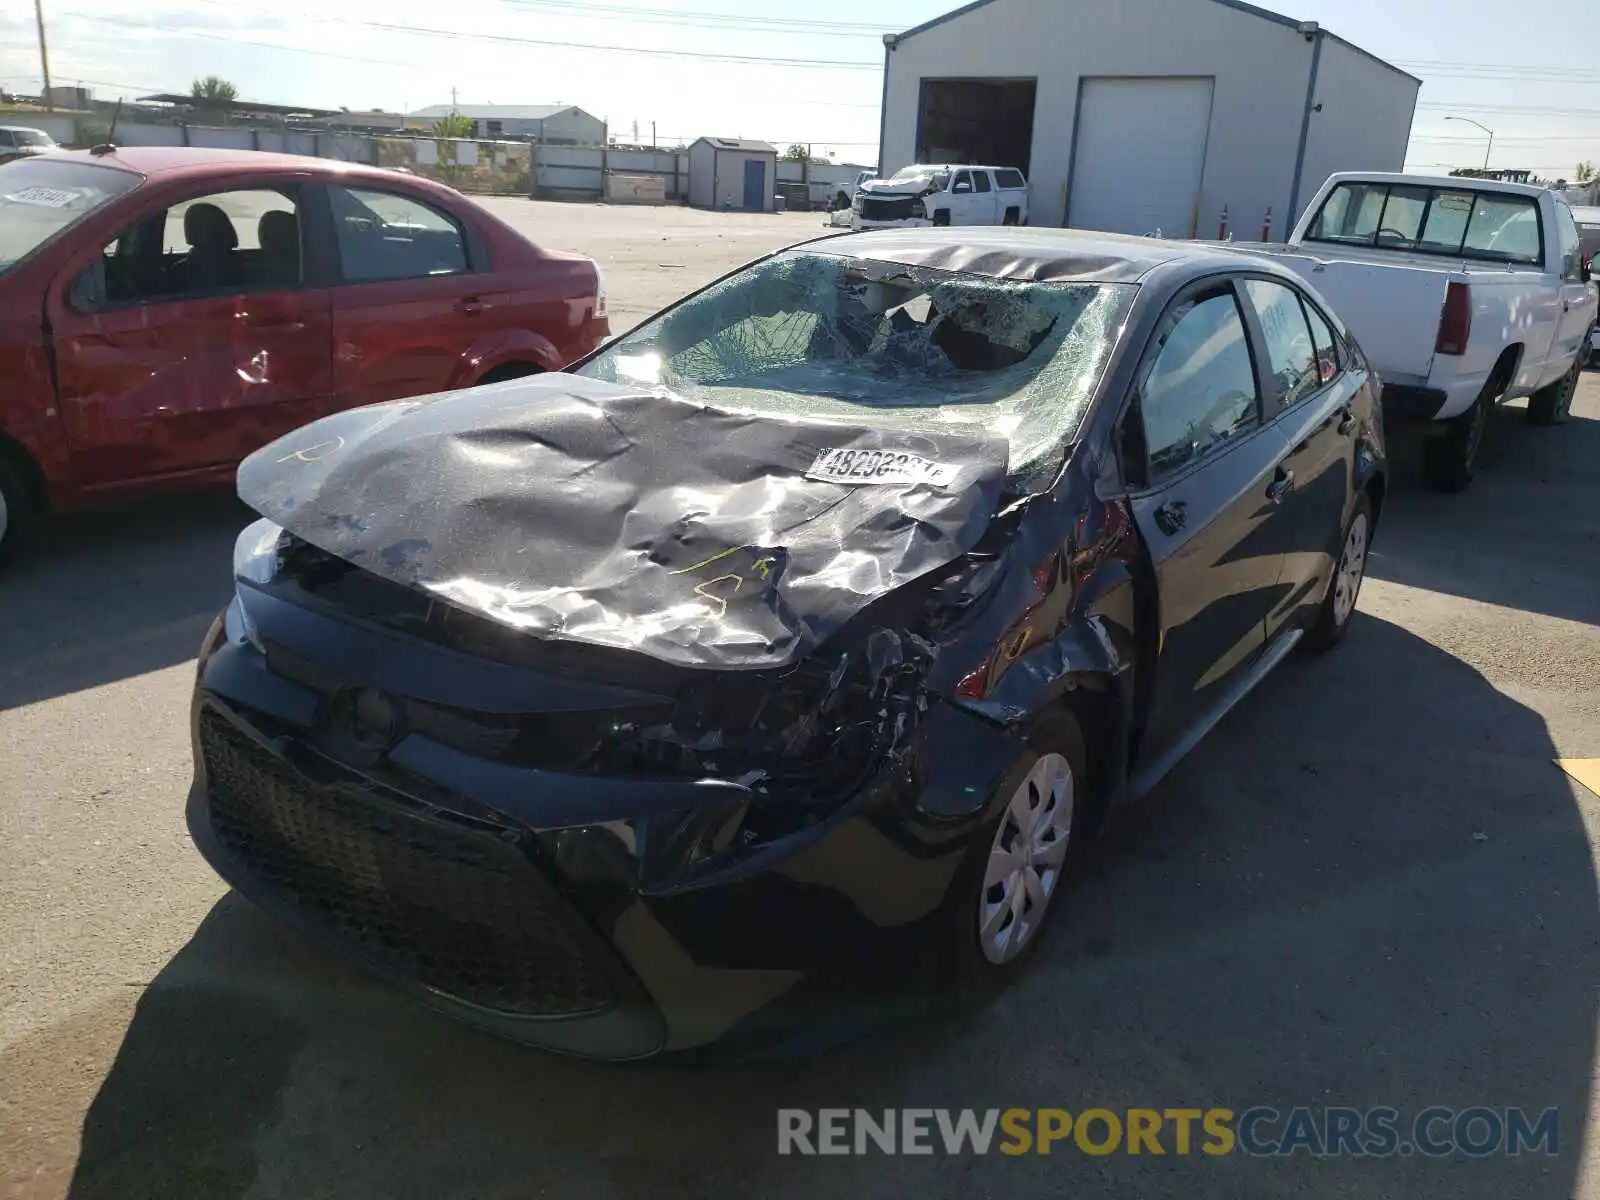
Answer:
[881, 0, 1415, 237]
[1294, 37, 1420, 229]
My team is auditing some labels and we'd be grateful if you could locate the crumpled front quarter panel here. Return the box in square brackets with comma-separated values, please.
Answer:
[237, 375, 1009, 670]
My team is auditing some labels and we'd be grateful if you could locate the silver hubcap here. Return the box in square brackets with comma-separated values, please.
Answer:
[1332, 512, 1370, 626]
[979, 752, 1073, 965]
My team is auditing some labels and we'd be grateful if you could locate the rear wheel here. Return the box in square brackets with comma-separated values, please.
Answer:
[476, 361, 540, 386]
[1002, 206, 1021, 226]
[932, 210, 951, 227]
[1527, 355, 1581, 426]
[1304, 493, 1373, 653]
[1421, 375, 1496, 493]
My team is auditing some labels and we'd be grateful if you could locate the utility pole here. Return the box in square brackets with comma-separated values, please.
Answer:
[35, 0, 54, 111]
[651, 120, 656, 149]
[450, 86, 458, 115]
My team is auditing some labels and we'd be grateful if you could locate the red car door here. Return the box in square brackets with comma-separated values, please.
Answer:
[45, 181, 334, 485]
[323, 183, 500, 406]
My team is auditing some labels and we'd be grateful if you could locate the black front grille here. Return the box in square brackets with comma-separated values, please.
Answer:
[199, 708, 619, 1018]
[860, 195, 915, 221]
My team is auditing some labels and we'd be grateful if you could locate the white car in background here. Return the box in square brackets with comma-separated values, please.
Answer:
[852, 164, 1029, 230]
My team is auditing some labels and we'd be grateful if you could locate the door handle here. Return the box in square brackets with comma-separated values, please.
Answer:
[458, 296, 486, 315]
[1154, 500, 1187, 536]
[1337, 408, 1356, 436]
[1265, 468, 1295, 503]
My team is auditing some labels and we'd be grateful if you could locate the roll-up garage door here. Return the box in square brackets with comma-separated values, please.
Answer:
[1067, 77, 1215, 237]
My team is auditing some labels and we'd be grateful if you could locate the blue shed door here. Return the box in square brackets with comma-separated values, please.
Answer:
[742, 158, 766, 210]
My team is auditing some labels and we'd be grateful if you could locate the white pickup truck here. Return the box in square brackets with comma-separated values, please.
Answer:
[1237, 172, 1597, 492]
[852, 164, 1030, 231]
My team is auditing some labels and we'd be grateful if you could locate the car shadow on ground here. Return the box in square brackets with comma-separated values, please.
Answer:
[0, 490, 246, 711]
[1371, 401, 1600, 627]
[61, 614, 1596, 1199]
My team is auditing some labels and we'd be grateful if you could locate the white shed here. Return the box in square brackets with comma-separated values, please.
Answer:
[688, 138, 779, 212]
[878, 0, 1420, 240]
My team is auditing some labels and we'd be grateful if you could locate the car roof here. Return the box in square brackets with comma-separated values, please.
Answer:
[33, 145, 421, 185]
[0, 125, 49, 133]
[804, 226, 1276, 285]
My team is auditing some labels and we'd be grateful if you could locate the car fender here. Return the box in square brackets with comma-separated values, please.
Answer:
[443, 328, 566, 389]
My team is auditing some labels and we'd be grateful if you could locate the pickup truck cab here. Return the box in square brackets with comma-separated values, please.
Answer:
[0, 147, 607, 566]
[852, 164, 1029, 231]
[1235, 172, 1597, 491]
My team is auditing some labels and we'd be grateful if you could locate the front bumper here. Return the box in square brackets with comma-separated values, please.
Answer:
[851, 215, 932, 231]
[187, 600, 1022, 1057]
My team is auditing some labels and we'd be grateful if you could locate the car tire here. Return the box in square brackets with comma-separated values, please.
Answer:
[946, 709, 1087, 987]
[1304, 492, 1374, 654]
[1002, 207, 1021, 226]
[1421, 375, 1495, 493]
[1527, 354, 1582, 426]
[0, 451, 34, 571]
[932, 210, 950, 227]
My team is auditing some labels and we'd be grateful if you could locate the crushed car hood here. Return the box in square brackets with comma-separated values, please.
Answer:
[237, 375, 1010, 671]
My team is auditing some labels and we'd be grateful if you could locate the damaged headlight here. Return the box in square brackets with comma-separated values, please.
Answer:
[228, 518, 286, 650]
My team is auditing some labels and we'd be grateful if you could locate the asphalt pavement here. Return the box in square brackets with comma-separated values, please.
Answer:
[1, 200, 1598, 1200]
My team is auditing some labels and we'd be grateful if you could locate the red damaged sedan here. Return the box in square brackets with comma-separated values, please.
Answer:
[0, 147, 609, 565]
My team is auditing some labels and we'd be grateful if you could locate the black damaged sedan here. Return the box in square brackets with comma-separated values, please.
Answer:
[190, 229, 1386, 1059]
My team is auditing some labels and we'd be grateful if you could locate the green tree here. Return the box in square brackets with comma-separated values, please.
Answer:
[782, 143, 809, 161]
[1577, 161, 1596, 184]
[189, 76, 238, 105]
[431, 113, 475, 186]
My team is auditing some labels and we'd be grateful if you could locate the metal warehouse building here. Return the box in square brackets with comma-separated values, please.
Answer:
[878, 0, 1421, 239]
[688, 138, 779, 212]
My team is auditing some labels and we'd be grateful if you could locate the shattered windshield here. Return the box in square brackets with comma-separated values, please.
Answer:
[580, 251, 1133, 489]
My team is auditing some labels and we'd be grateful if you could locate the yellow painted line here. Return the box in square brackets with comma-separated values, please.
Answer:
[1556, 759, 1600, 797]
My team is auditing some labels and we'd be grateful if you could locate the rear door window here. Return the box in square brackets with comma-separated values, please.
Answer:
[1242, 279, 1320, 407]
[995, 169, 1026, 190]
[328, 185, 470, 282]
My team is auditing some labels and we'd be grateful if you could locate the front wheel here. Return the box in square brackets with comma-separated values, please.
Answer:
[1304, 494, 1373, 653]
[1527, 355, 1581, 425]
[947, 712, 1086, 985]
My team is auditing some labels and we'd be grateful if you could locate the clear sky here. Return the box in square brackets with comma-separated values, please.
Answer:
[2, 0, 1596, 180]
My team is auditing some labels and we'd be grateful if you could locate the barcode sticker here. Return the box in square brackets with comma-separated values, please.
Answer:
[805, 447, 958, 488]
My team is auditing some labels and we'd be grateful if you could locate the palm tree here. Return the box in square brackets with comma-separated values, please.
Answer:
[432, 113, 473, 140]
[190, 76, 239, 106]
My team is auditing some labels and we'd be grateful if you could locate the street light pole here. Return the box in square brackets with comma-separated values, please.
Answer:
[1446, 116, 1495, 172]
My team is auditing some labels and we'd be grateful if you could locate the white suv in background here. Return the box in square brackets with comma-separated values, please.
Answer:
[852, 165, 1030, 230]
